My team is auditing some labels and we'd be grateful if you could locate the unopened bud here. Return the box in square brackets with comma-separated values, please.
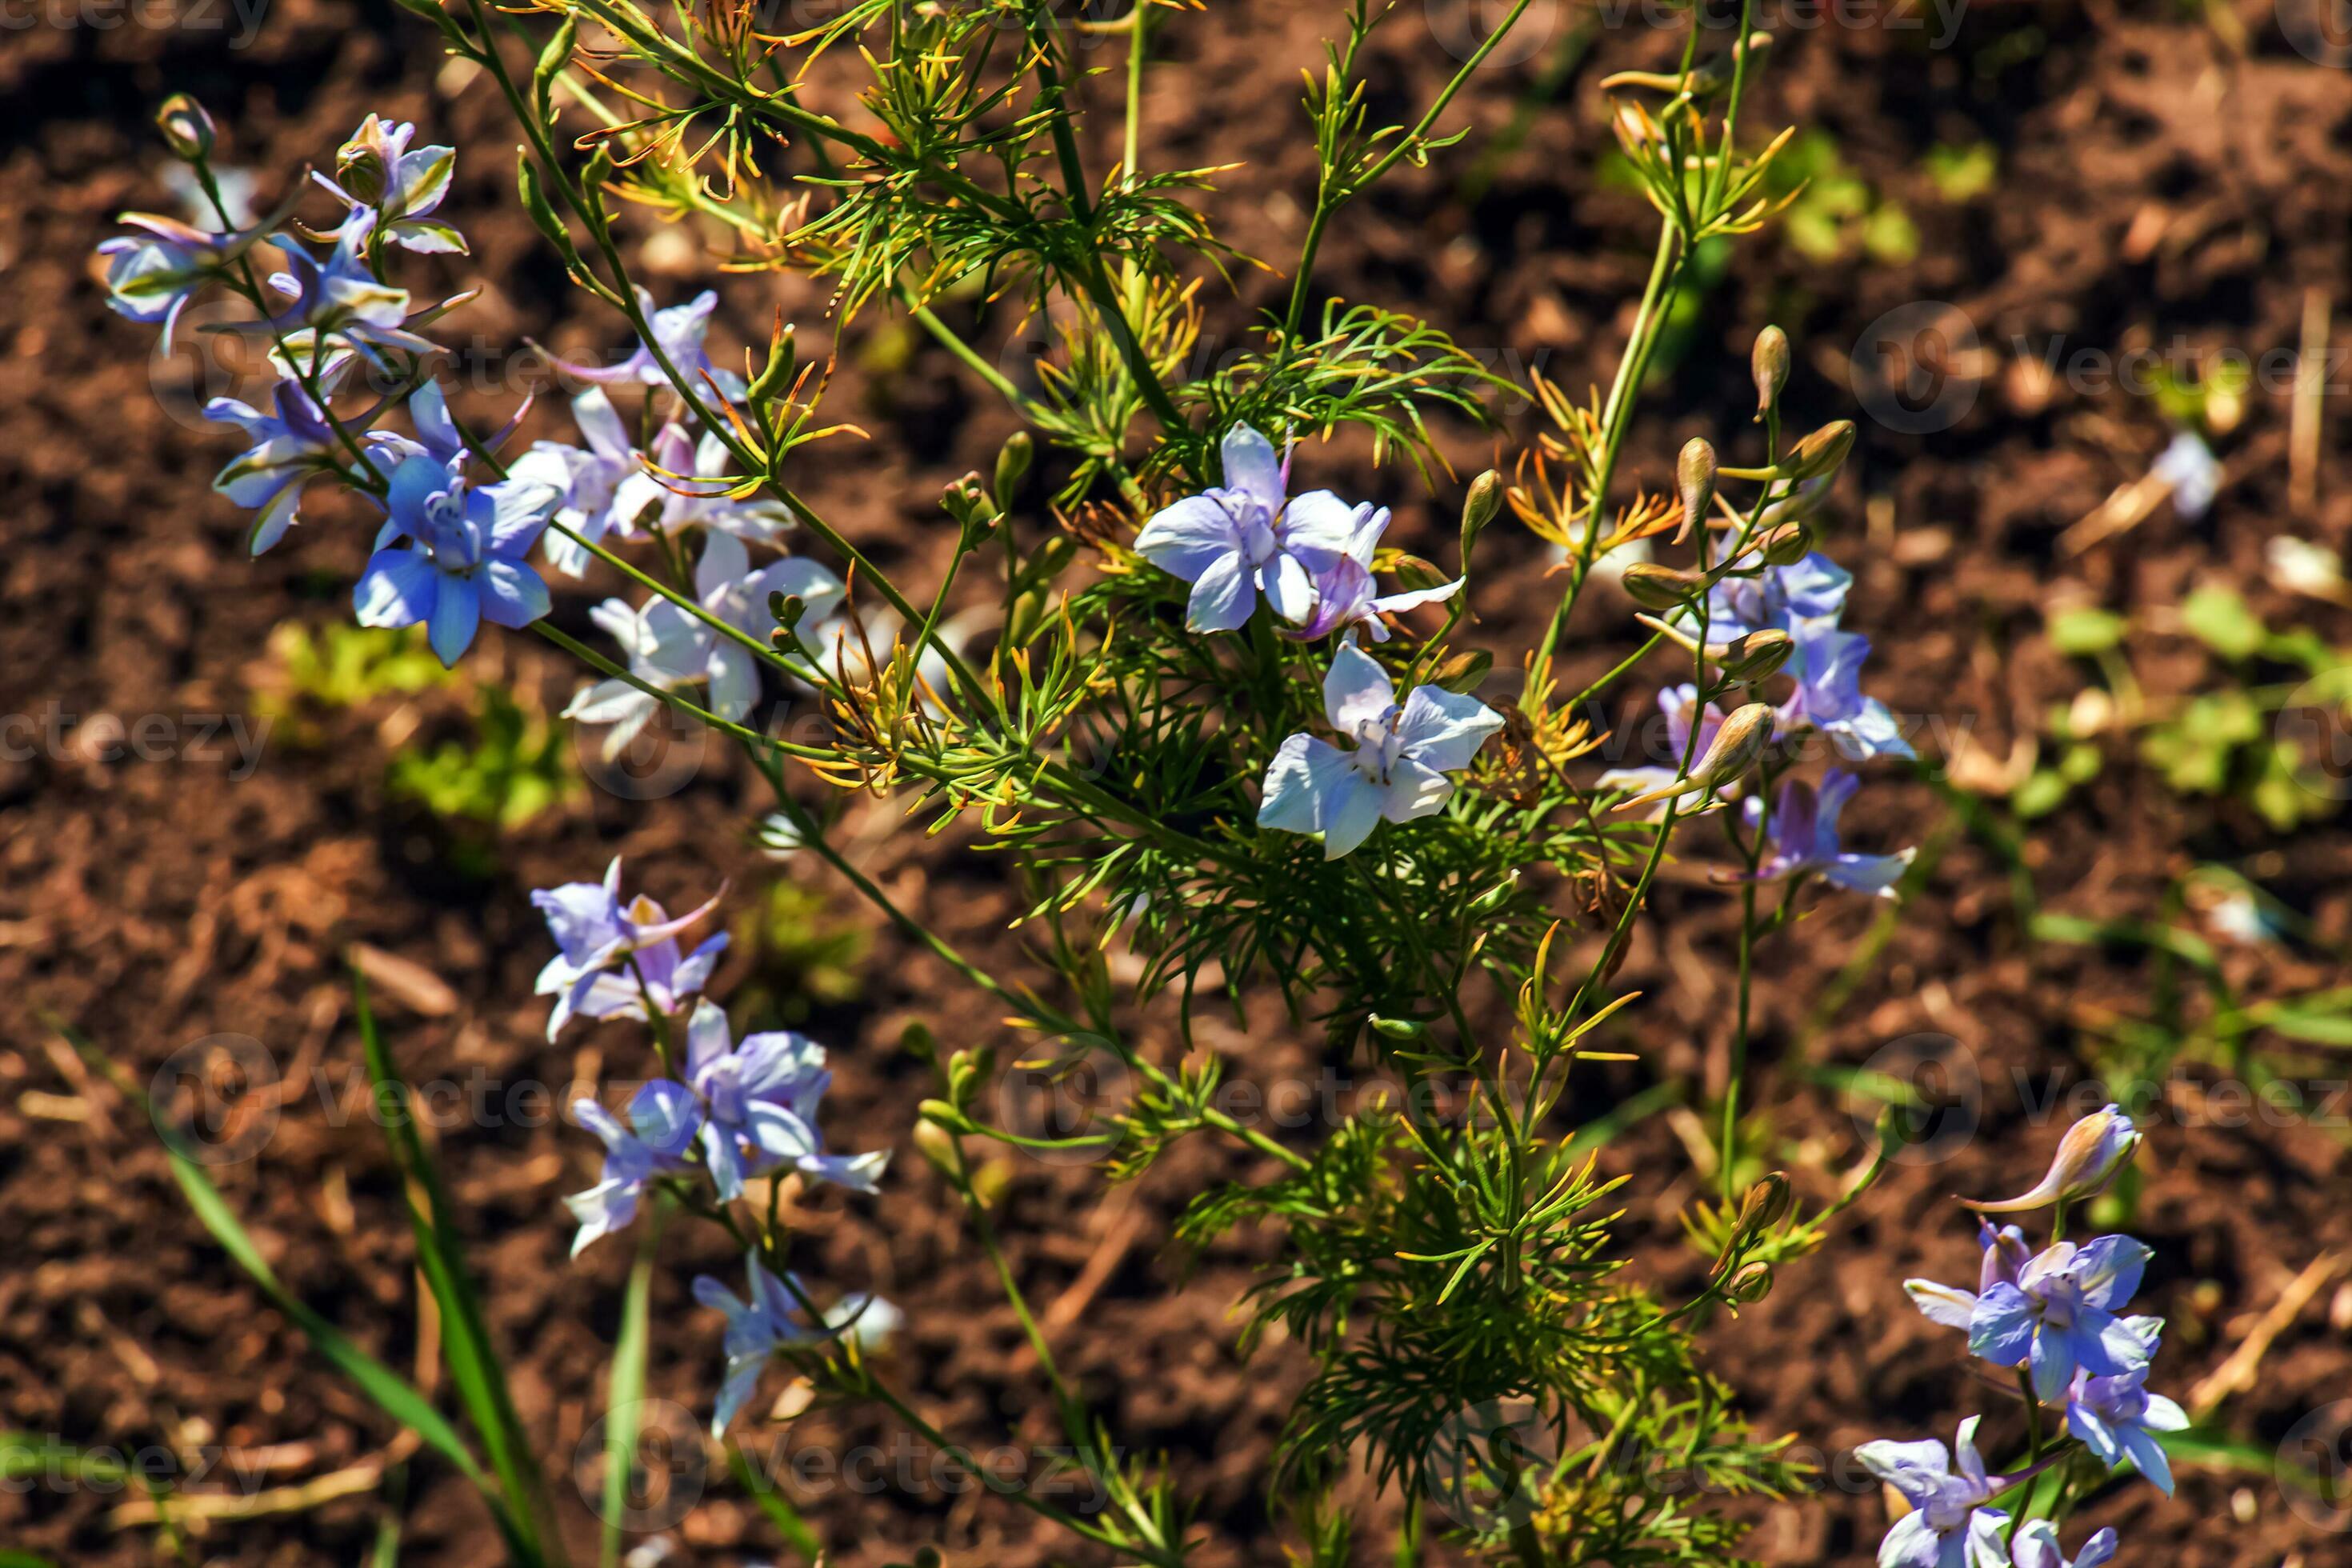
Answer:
[1751, 325, 1790, 419]
[1621, 562, 1710, 610]
[1781, 420, 1855, 482]
[910, 1114, 962, 1173]
[1461, 469, 1502, 569]
[1758, 476, 1832, 531]
[1610, 702, 1774, 813]
[1738, 1171, 1793, 1234]
[769, 590, 809, 631]
[1726, 1261, 1774, 1304]
[1369, 1014, 1426, 1041]
[156, 94, 216, 163]
[334, 117, 394, 207]
[993, 430, 1034, 509]
[1431, 647, 1493, 694]
[1714, 629, 1793, 682]
[1962, 1104, 2140, 1214]
[1758, 521, 1813, 566]
[1676, 438, 1717, 545]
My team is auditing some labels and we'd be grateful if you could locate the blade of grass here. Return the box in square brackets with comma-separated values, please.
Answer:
[350, 964, 567, 1568]
[600, 1206, 662, 1568]
[50, 1024, 500, 1512]
[727, 1439, 822, 1562]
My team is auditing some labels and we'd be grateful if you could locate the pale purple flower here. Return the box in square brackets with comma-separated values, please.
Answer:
[1905, 1220, 2031, 1331]
[1284, 502, 1462, 642]
[1741, 770, 1914, 898]
[564, 538, 846, 754]
[1132, 424, 1362, 633]
[690, 1252, 898, 1434]
[1970, 1235, 2156, 1401]
[506, 389, 644, 577]
[363, 380, 530, 476]
[2009, 1522, 2118, 1568]
[682, 1001, 888, 1202]
[1964, 1105, 2141, 1215]
[1258, 640, 1504, 859]
[1597, 684, 1734, 822]
[2066, 1332, 2186, 1496]
[1857, 1418, 2014, 1568]
[532, 857, 728, 1041]
[564, 1081, 702, 1257]
[313, 115, 463, 254]
[96, 214, 234, 352]
[1709, 551, 1852, 639]
[1777, 629, 1915, 761]
[205, 374, 347, 555]
[266, 214, 450, 372]
[2151, 430, 2219, 522]
[352, 455, 555, 665]
[623, 423, 792, 543]
[547, 288, 746, 400]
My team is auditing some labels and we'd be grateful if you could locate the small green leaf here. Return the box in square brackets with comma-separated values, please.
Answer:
[2182, 584, 2265, 661]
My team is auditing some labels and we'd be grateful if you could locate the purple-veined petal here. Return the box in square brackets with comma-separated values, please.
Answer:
[1874, 1510, 1943, 1568]
[1262, 550, 1318, 623]
[2072, 1235, 2150, 1312]
[1258, 733, 1328, 834]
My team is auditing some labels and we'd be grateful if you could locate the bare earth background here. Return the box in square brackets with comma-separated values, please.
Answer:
[6, 0, 2352, 1563]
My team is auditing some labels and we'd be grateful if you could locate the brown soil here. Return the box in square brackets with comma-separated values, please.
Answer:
[6, 2, 2352, 1566]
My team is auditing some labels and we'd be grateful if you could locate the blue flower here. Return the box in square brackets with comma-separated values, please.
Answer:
[1258, 640, 1504, 859]
[2066, 1341, 2187, 1496]
[353, 455, 556, 665]
[532, 857, 728, 1041]
[1777, 628, 1914, 761]
[1284, 501, 1462, 642]
[1709, 551, 1851, 638]
[1970, 1235, 2157, 1401]
[2150, 430, 2219, 522]
[266, 214, 451, 373]
[1742, 770, 1914, 898]
[564, 1080, 702, 1257]
[2008, 1523, 2118, 1568]
[96, 213, 235, 353]
[1857, 1418, 2013, 1568]
[1132, 424, 1363, 633]
[548, 288, 747, 400]
[1905, 1219, 2032, 1331]
[682, 1002, 888, 1202]
[690, 1252, 899, 1435]
[205, 374, 347, 555]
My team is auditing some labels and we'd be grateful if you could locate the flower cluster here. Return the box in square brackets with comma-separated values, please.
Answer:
[1859, 1106, 2174, 1568]
[538, 862, 894, 1430]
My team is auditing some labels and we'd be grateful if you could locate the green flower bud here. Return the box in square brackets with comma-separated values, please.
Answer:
[1726, 1261, 1774, 1303]
[1714, 628, 1793, 682]
[1610, 702, 1775, 814]
[994, 430, 1034, 510]
[1751, 325, 1790, 419]
[1460, 469, 1502, 569]
[1621, 562, 1710, 610]
[1781, 420, 1855, 482]
[1758, 521, 1813, 566]
[1677, 438, 1718, 544]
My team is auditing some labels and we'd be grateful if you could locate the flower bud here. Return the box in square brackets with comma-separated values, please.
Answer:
[1976, 1220, 2030, 1293]
[769, 590, 809, 631]
[1431, 647, 1493, 694]
[1369, 1014, 1426, 1041]
[336, 120, 393, 207]
[1758, 520, 1813, 566]
[1726, 1261, 1774, 1303]
[1713, 628, 1793, 682]
[1460, 469, 1502, 570]
[156, 94, 217, 163]
[1751, 325, 1790, 419]
[993, 430, 1034, 510]
[1610, 702, 1774, 813]
[1781, 420, 1855, 482]
[910, 1114, 962, 1174]
[1738, 1170, 1793, 1234]
[1962, 1104, 2140, 1214]
[1676, 438, 1717, 544]
[1621, 562, 1710, 610]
